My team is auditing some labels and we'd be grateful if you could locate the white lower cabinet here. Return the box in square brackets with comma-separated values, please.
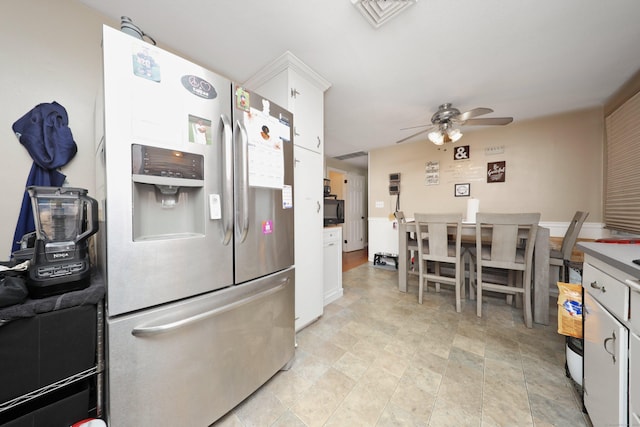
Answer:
[631, 331, 640, 426]
[583, 291, 628, 427]
[323, 227, 343, 306]
[293, 145, 324, 330]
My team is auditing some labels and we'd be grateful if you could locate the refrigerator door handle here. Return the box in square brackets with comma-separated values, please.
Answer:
[220, 114, 234, 245]
[235, 120, 250, 243]
[131, 279, 289, 337]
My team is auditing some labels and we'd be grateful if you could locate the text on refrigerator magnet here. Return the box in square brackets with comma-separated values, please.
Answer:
[181, 75, 217, 99]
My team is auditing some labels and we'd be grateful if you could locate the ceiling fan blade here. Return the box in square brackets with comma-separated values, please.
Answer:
[395, 128, 431, 144]
[456, 107, 493, 122]
[400, 123, 431, 131]
[464, 117, 513, 126]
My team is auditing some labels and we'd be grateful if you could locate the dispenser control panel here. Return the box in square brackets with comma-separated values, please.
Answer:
[132, 144, 204, 180]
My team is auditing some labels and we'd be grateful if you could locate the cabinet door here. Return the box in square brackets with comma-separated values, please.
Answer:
[290, 70, 324, 154]
[294, 146, 324, 330]
[323, 227, 343, 306]
[583, 292, 628, 427]
[631, 331, 640, 426]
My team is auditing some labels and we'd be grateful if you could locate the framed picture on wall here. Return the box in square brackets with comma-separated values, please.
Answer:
[455, 183, 470, 197]
[487, 161, 506, 183]
[453, 145, 470, 161]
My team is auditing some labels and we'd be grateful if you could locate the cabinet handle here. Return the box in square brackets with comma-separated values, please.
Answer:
[590, 281, 606, 292]
[603, 331, 617, 363]
[317, 136, 321, 148]
[317, 201, 321, 213]
[291, 88, 300, 98]
[294, 126, 300, 137]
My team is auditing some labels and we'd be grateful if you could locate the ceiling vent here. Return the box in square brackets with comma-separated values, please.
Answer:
[351, 0, 418, 28]
[334, 151, 368, 161]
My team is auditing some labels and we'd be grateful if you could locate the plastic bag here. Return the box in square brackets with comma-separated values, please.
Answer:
[0, 271, 28, 308]
[557, 282, 583, 338]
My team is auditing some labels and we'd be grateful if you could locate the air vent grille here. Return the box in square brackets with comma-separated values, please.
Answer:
[351, 0, 417, 28]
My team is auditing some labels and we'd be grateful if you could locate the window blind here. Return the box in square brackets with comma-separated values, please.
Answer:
[605, 90, 640, 233]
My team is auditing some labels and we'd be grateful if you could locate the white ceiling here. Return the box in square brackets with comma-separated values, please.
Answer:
[80, 0, 640, 168]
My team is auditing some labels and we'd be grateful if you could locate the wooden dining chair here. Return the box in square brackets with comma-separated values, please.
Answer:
[414, 213, 463, 312]
[395, 211, 418, 271]
[472, 212, 540, 328]
[549, 211, 589, 282]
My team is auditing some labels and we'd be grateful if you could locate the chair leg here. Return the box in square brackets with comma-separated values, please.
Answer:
[524, 271, 533, 328]
[434, 262, 441, 292]
[468, 254, 476, 301]
[455, 263, 461, 313]
[418, 259, 424, 304]
[476, 270, 483, 318]
[506, 270, 515, 306]
[514, 271, 523, 309]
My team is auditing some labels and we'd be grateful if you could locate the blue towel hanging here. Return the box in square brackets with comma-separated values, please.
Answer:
[10, 101, 77, 254]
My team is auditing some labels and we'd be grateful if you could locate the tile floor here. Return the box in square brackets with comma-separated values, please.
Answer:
[213, 263, 590, 426]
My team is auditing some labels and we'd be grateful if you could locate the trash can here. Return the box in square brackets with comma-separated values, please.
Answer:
[565, 336, 583, 386]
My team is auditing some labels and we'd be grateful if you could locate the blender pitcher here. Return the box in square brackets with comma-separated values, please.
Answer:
[26, 186, 98, 298]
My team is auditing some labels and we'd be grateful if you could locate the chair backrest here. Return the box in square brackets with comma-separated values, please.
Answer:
[475, 213, 541, 270]
[414, 213, 463, 262]
[559, 211, 589, 261]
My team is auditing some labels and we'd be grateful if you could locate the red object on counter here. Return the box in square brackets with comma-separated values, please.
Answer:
[595, 238, 640, 244]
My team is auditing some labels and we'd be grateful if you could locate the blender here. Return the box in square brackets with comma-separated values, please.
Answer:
[22, 186, 98, 298]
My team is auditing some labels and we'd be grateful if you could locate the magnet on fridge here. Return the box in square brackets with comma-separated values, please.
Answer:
[209, 194, 221, 219]
[236, 86, 250, 112]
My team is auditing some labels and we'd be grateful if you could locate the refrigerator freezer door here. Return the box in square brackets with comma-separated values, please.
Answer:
[100, 26, 234, 315]
[233, 91, 295, 284]
[106, 267, 295, 426]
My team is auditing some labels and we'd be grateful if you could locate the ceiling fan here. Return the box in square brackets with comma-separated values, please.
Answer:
[396, 103, 513, 145]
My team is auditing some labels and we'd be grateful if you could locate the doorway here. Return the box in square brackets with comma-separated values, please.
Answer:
[327, 168, 366, 252]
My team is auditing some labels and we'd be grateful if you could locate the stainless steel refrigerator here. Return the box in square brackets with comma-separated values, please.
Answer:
[95, 25, 295, 426]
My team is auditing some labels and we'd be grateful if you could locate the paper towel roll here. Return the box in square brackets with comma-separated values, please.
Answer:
[465, 198, 479, 223]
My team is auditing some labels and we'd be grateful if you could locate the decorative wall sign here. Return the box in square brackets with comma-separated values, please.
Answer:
[455, 183, 470, 197]
[453, 145, 470, 161]
[425, 161, 439, 185]
[487, 161, 506, 183]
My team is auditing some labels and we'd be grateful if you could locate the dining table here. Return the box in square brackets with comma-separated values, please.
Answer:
[397, 221, 551, 325]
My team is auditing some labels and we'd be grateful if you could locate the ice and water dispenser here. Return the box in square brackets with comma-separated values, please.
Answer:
[131, 144, 205, 240]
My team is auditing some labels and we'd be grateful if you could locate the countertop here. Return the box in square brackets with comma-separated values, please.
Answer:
[577, 241, 640, 279]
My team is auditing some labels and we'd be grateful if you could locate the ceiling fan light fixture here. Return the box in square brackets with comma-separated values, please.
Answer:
[428, 130, 444, 145]
[447, 127, 463, 142]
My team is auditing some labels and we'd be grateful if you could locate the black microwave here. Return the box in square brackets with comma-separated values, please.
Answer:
[324, 198, 344, 226]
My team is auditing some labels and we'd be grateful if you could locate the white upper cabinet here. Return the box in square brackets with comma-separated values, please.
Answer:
[244, 51, 331, 154]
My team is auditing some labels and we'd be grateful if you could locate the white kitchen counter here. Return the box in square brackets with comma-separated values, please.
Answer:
[578, 242, 640, 279]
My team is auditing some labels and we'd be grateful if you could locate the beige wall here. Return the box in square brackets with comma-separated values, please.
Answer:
[368, 107, 604, 223]
[0, 0, 116, 259]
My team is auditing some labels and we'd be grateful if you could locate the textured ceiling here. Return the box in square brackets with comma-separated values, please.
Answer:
[80, 0, 640, 168]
